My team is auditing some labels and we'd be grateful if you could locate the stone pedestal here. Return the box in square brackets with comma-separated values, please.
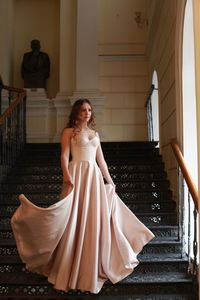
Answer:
[53, 93, 71, 142]
[25, 89, 56, 143]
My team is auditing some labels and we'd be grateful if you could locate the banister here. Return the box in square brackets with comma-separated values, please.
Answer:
[0, 90, 26, 123]
[0, 83, 26, 186]
[3, 85, 25, 93]
[171, 138, 198, 211]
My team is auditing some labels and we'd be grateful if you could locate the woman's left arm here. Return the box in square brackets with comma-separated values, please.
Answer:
[96, 139, 115, 187]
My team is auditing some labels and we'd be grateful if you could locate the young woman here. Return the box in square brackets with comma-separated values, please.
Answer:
[11, 99, 155, 294]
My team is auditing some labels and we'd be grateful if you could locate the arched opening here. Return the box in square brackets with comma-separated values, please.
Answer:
[182, 0, 198, 186]
[151, 71, 160, 142]
[182, 0, 198, 257]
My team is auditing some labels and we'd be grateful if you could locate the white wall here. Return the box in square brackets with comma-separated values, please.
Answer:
[98, 0, 149, 141]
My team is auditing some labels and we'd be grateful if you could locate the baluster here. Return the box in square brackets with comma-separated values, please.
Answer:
[187, 191, 191, 273]
[193, 208, 198, 275]
[177, 167, 184, 247]
[8, 91, 12, 106]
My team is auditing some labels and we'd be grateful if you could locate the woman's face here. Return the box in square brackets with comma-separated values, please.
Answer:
[78, 102, 92, 123]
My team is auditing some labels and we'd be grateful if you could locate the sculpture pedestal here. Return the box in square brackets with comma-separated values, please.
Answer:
[53, 92, 71, 142]
[25, 89, 56, 143]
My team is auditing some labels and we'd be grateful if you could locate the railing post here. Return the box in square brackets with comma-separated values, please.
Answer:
[193, 208, 198, 275]
[188, 192, 191, 273]
[177, 166, 184, 250]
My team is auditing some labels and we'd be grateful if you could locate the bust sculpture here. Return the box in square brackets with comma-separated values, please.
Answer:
[21, 40, 50, 89]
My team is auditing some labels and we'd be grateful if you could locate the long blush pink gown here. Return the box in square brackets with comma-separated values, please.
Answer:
[11, 133, 155, 294]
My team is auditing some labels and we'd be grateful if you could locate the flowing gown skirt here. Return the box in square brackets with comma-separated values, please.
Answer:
[11, 159, 155, 294]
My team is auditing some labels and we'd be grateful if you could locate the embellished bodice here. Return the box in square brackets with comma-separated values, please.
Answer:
[70, 133, 99, 162]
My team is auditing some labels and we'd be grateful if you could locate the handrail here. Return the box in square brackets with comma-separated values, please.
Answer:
[0, 90, 26, 123]
[3, 85, 25, 93]
[171, 138, 198, 211]
[0, 84, 27, 186]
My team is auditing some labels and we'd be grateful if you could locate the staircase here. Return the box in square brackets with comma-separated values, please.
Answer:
[0, 141, 198, 300]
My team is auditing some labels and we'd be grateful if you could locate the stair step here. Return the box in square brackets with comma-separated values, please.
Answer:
[0, 262, 188, 283]
[0, 295, 196, 300]
[0, 270, 192, 285]
[0, 241, 183, 257]
[2, 181, 170, 192]
[0, 190, 173, 204]
[0, 212, 177, 229]
[11, 163, 166, 174]
[0, 200, 176, 217]
[0, 225, 179, 242]
[0, 254, 188, 264]
[5, 172, 168, 183]
[0, 277, 195, 299]
[17, 156, 163, 164]
[0, 258, 189, 276]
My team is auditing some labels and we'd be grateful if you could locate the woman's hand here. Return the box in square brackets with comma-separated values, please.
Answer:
[63, 174, 73, 186]
[108, 180, 116, 191]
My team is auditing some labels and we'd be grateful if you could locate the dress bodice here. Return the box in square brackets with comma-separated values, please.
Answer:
[70, 133, 99, 162]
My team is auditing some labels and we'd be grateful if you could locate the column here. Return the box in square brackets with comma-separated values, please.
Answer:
[54, 0, 76, 141]
[69, 0, 105, 134]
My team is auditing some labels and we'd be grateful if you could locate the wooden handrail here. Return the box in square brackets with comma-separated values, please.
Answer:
[3, 85, 25, 93]
[0, 90, 26, 123]
[171, 138, 198, 211]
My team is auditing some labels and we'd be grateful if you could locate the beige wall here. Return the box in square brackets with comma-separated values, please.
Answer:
[98, 0, 149, 141]
[0, 0, 14, 85]
[147, 0, 180, 197]
[98, 0, 147, 55]
[99, 57, 149, 141]
[13, 0, 60, 98]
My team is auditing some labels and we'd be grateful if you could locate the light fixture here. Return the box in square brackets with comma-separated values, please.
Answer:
[134, 11, 148, 28]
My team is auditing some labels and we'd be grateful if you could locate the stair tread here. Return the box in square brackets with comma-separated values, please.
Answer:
[0, 272, 192, 284]
[0, 255, 189, 264]
[0, 253, 188, 264]
[0, 239, 181, 246]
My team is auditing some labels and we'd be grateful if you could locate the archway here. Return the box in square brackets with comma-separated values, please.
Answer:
[182, 0, 198, 186]
[151, 71, 159, 142]
[182, 0, 198, 259]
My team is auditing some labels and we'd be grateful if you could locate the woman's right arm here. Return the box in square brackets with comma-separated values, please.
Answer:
[60, 128, 73, 185]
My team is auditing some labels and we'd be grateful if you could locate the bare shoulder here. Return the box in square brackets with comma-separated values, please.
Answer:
[61, 128, 74, 140]
[94, 130, 99, 136]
